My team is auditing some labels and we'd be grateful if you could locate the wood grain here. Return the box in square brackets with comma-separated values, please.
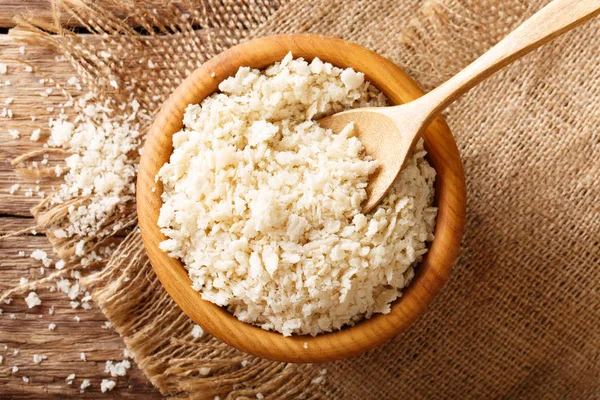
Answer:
[0, 1, 195, 29]
[0, 32, 160, 398]
[137, 34, 467, 363]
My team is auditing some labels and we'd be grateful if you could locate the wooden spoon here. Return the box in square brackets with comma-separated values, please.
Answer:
[320, 0, 600, 213]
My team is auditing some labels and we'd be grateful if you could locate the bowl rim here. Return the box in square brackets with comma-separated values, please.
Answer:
[137, 33, 466, 363]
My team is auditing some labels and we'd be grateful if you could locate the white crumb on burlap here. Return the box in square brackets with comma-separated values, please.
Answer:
[191, 324, 204, 338]
[157, 54, 437, 336]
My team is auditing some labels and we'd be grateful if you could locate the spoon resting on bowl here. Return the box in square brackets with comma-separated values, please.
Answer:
[320, 0, 600, 213]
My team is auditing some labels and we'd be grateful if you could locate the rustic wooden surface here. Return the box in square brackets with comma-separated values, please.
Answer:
[0, 2, 162, 398]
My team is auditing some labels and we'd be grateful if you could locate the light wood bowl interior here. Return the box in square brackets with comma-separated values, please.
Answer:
[137, 34, 466, 363]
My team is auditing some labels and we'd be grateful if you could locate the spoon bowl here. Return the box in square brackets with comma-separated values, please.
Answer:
[319, 105, 421, 213]
[137, 34, 466, 363]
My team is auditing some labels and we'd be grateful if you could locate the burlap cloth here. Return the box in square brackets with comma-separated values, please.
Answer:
[11, 0, 600, 398]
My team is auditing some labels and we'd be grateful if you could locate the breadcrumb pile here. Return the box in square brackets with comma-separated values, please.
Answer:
[158, 54, 437, 336]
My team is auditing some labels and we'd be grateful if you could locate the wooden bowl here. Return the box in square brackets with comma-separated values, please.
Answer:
[137, 34, 466, 363]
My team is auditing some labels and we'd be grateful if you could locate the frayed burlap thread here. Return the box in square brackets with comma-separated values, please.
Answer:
[10, 0, 600, 398]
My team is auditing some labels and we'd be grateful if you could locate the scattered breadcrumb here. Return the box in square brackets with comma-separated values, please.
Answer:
[102, 321, 112, 329]
[45, 95, 143, 240]
[48, 305, 55, 315]
[25, 292, 41, 308]
[5, 97, 13, 104]
[66, 373, 76, 385]
[30, 129, 41, 141]
[11, 366, 18, 374]
[22, 376, 29, 383]
[55, 259, 66, 270]
[199, 367, 211, 376]
[303, 342, 308, 349]
[191, 324, 204, 338]
[9, 183, 19, 194]
[25, 66, 33, 73]
[74, 316, 81, 322]
[256, 393, 264, 400]
[101, 379, 116, 393]
[33, 354, 47, 364]
[80, 379, 91, 392]
[105, 359, 131, 377]
[0, 63, 6, 74]
[241, 360, 249, 367]
[48, 323, 56, 330]
[80, 352, 86, 362]
[19, 45, 25, 55]
[31, 249, 52, 267]
[123, 349, 133, 359]
[8, 129, 19, 139]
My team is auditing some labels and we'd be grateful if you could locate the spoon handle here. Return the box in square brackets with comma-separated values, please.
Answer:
[409, 0, 600, 126]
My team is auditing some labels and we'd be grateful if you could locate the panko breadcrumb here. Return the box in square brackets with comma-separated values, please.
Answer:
[158, 54, 437, 336]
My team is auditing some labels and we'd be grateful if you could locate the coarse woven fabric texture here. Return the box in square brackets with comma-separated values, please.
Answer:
[9, 0, 600, 398]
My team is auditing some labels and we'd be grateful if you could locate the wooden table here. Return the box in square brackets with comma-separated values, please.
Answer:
[0, 1, 164, 397]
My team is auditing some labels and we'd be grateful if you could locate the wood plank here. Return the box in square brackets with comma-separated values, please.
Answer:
[0, 1, 195, 29]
